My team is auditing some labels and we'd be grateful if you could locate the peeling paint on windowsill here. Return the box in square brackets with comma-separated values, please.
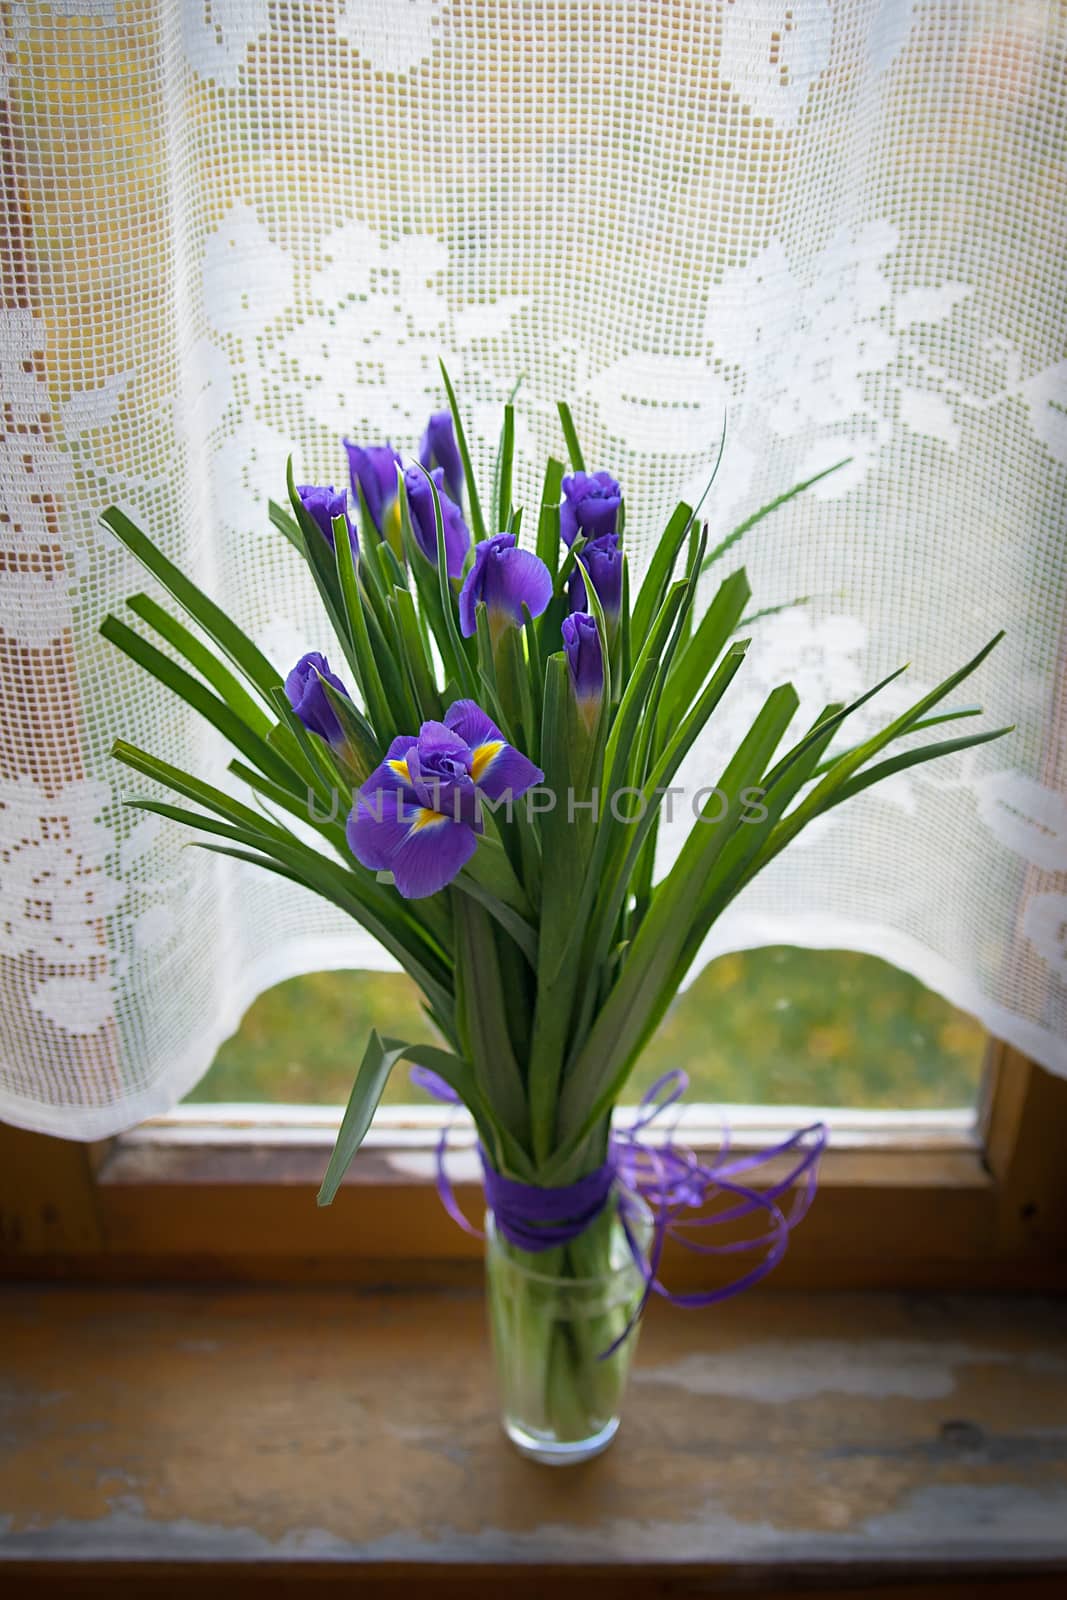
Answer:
[2, 1286, 1065, 1572]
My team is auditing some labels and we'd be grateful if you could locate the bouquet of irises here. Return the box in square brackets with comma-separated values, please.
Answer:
[104, 372, 1008, 1460]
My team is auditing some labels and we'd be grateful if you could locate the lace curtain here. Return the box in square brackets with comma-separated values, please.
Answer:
[1, 0, 1065, 1138]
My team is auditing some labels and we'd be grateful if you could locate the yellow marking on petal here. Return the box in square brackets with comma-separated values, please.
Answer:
[411, 807, 449, 832]
[387, 757, 411, 781]
[470, 740, 504, 783]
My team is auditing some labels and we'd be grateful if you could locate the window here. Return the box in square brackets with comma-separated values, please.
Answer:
[4, 1029, 1064, 1293]
[186, 949, 986, 1110]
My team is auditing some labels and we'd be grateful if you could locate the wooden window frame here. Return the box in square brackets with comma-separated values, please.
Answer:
[2, 1038, 1065, 1290]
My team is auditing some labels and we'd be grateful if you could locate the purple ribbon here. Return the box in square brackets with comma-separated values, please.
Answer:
[409, 1065, 828, 1357]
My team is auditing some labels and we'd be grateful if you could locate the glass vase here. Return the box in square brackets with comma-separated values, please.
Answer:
[485, 1187, 651, 1465]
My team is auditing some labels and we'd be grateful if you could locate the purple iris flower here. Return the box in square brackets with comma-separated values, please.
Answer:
[404, 466, 471, 579]
[296, 484, 358, 557]
[560, 470, 622, 548]
[284, 652, 351, 746]
[347, 701, 543, 899]
[569, 533, 623, 619]
[458, 534, 554, 640]
[419, 410, 464, 505]
[343, 441, 402, 532]
[561, 613, 604, 728]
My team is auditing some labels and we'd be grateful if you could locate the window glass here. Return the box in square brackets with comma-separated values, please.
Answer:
[185, 949, 984, 1110]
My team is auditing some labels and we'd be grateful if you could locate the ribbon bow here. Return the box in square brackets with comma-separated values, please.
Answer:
[409, 1066, 827, 1357]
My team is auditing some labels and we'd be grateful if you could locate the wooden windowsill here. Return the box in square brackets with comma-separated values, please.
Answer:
[2, 1284, 1066, 1596]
